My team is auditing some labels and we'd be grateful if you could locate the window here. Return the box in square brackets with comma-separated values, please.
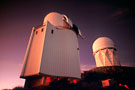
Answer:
[51, 30, 54, 34]
[36, 31, 38, 34]
[63, 15, 68, 22]
[63, 16, 67, 21]
[41, 28, 44, 32]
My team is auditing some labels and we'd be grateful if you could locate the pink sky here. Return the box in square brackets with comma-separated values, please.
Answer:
[0, 60, 25, 89]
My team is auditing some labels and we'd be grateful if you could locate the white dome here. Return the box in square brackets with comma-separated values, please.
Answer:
[92, 37, 116, 53]
[43, 12, 72, 28]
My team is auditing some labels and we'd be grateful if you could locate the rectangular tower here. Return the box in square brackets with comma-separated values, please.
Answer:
[20, 21, 81, 87]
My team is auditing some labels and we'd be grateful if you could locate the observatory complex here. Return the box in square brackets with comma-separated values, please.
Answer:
[92, 37, 121, 67]
[19, 12, 135, 89]
[20, 12, 82, 88]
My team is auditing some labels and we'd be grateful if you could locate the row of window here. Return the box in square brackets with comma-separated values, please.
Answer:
[35, 28, 44, 34]
[35, 29, 54, 35]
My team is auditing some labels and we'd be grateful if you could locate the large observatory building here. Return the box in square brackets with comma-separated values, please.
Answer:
[20, 12, 82, 87]
[92, 37, 121, 67]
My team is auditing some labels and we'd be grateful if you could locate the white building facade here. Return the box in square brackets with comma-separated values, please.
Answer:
[20, 12, 81, 87]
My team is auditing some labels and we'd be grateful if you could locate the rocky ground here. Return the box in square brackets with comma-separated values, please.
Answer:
[11, 66, 135, 90]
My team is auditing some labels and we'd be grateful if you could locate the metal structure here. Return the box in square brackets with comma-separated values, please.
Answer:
[20, 12, 82, 87]
[92, 37, 120, 67]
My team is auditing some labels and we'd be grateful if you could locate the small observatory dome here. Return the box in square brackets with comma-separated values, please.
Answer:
[92, 37, 120, 67]
[43, 12, 72, 28]
[92, 37, 116, 53]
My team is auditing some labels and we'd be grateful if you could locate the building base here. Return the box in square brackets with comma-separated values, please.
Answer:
[24, 76, 45, 88]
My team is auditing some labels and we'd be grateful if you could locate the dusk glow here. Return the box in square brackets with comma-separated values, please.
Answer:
[0, 0, 134, 89]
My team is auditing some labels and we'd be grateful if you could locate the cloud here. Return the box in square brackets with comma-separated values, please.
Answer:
[121, 62, 135, 67]
[80, 64, 96, 71]
[112, 8, 129, 17]
[109, 8, 130, 24]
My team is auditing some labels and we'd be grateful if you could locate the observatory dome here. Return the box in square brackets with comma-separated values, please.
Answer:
[43, 12, 72, 28]
[92, 37, 116, 53]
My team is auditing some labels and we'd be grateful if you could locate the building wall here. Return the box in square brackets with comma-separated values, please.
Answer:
[21, 25, 46, 77]
[40, 22, 81, 78]
[94, 49, 120, 67]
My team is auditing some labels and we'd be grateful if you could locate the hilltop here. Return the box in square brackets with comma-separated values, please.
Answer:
[11, 66, 135, 90]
